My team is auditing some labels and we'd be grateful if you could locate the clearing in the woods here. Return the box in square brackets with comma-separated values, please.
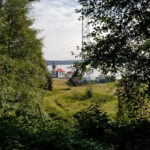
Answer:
[44, 79, 117, 122]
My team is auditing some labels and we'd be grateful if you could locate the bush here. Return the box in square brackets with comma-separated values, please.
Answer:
[0, 117, 71, 150]
[92, 94, 114, 103]
[86, 87, 93, 98]
[70, 91, 85, 100]
[74, 105, 110, 139]
[105, 120, 150, 150]
[69, 77, 80, 86]
[64, 87, 71, 90]
[98, 75, 116, 83]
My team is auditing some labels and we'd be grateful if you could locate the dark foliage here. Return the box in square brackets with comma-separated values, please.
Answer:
[77, 0, 150, 120]
[74, 105, 110, 139]
[74, 105, 150, 150]
[69, 62, 87, 86]
[45, 70, 53, 91]
[0, 117, 70, 150]
[86, 87, 93, 98]
[0, 105, 150, 150]
[106, 120, 150, 150]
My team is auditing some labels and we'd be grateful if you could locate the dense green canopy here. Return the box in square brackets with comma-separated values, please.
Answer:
[77, 0, 150, 119]
[78, 0, 150, 74]
[0, 0, 51, 118]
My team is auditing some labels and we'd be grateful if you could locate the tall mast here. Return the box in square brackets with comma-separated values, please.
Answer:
[81, 0, 90, 50]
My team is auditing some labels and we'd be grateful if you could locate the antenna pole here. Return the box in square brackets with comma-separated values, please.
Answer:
[81, 9, 84, 50]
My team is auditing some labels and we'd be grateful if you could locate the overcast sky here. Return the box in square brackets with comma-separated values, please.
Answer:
[31, 0, 81, 60]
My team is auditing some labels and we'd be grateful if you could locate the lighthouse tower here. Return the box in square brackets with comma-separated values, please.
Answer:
[51, 62, 57, 78]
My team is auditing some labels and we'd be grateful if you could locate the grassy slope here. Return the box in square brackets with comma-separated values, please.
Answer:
[44, 79, 118, 121]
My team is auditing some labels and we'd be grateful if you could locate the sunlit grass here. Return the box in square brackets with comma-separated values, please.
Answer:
[43, 78, 117, 121]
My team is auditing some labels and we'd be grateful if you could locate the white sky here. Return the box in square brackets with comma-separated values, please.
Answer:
[31, 0, 81, 60]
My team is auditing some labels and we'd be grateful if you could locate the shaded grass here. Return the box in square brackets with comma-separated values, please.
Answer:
[91, 93, 115, 103]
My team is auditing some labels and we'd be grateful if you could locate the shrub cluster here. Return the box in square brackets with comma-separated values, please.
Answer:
[1, 105, 150, 150]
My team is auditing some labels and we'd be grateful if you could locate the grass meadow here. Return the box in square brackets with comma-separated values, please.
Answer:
[43, 79, 117, 122]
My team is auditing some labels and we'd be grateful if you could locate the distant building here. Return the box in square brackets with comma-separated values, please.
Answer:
[56, 68, 65, 78]
[95, 77, 100, 83]
[67, 71, 74, 79]
[51, 62, 65, 78]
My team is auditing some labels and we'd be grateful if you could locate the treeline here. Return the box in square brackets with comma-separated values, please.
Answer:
[0, 0, 53, 148]
[0, 0, 52, 117]
[46, 60, 82, 66]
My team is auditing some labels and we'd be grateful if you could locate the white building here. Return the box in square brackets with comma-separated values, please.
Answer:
[66, 71, 73, 79]
[56, 68, 65, 78]
[51, 62, 65, 78]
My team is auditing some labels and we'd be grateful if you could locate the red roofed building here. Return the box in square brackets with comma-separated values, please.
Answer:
[51, 62, 65, 78]
[56, 68, 65, 72]
[56, 68, 65, 78]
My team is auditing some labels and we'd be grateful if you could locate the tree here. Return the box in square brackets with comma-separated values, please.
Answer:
[45, 69, 53, 91]
[77, 0, 150, 120]
[0, 0, 51, 119]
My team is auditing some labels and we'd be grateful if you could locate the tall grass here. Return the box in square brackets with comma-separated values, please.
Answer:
[44, 79, 117, 120]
